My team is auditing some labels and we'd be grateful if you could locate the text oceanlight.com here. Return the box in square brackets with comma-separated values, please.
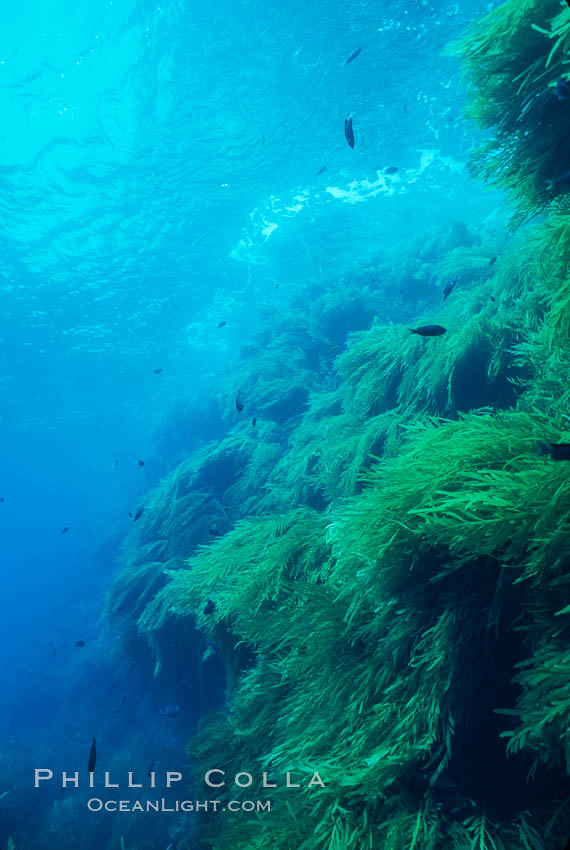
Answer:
[86, 798, 272, 813]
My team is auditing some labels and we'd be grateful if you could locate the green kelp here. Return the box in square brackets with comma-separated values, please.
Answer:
[336, 294, 519, 419]
[449, 0, 570, 222]
[103, 121, 570, 848]
[506, 212, 570, 418]
[259, 389, 404, 509]
[103, 208, 570, 847]
[138, 508, 333, 689]
[133, 413, 570, 850]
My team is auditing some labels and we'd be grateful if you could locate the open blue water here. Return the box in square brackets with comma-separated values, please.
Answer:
[0, 0, 501, 846]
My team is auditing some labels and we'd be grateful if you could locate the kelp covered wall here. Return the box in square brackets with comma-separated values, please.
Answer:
[104, 0, 570, 847]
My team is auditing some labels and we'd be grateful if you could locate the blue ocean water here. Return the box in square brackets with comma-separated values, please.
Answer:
[0, 0, 502, 846]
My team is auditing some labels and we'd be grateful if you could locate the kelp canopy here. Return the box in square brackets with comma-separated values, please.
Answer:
[105, 0, 570, 847]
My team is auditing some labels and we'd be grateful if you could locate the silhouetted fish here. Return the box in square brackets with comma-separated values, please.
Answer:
[384, 166, 399, 174]
[133, 507, 144, 522]
[252, 416, 257, 428]
[316, 165, 327, 176]
[489, 256, 497, 267]
[344, 118, 355, 149]
[217, 321, 227, 328]
[75, 640, 85, 647]
[203, 599, 216, 615]
[88, 738, 96, 773]
[343, 47, 363, 65]
[537, 441, 570, 460]
[443, 276, 457, 300]
[153, 368, 163, 374]
[160, 705, 179, 719]
[235, 392, 244, 413]
[0, 497, 4, 503]
[409, 325, 447, 337]
[138, 459, 145, 466]
[60, 526, 69, 535]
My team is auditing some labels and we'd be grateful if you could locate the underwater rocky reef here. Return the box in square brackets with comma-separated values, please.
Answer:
[101, 0, 570, 847]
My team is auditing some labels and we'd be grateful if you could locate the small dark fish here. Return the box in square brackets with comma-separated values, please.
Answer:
[316, 165, 327, 176]
[235, 392, 244, 413]
[114, 458, 119, 469]
[153, 368, 163, 374]
[75, 640, 85, 648]
[343, 47, 363, 65]
[490, 296, 496, 302]
[409, 325, 447, 337]
[111, 707, 123, 715]
[552, 78, 569, 101]
[160, 705, 180, 719]
[344, 118, 355, 149]
[203, 599, 216, 615]
[60, 526, 69, 535]
[133, 507, 144, 522]
[88, 737, 97, 773]
[0, 497, 4, 503]
[489, 255, 497, 267]
[252, 416, 257, 427]
[537, 441, 570, 461]
[138, 459, 145, 466]
[274, 282, 280, 289]
[443, 276, 457, 300]
[384, 166, 399, 175]
[546, 168, 570, 191]
[216, 321, 227, 328]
